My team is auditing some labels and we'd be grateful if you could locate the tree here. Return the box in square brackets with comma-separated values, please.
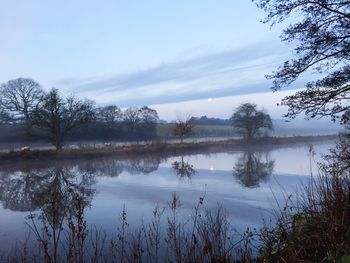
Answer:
[230, 103, 273, 140]
[254, 0, 350, 124]
[0, 78, 44, 134]
[171, 117, 193, 143]
[0, 109, 13, 124]
[122, 106, 159, 139]
[32, 89, 95, 150]
[98, 105, 122, 129]
[123, 107, 142, 138]
[138, 106, 159, 138]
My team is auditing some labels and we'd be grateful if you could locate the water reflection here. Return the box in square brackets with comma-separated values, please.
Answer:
[0, 156, 163, 213]
[233, 151, 275, 188]
[0, 167, 96, 214]
[0, 142, 334, 257]
[172, 156, 196, 179]
[79, 156, 161, 177]
[35, 168, 95, 229]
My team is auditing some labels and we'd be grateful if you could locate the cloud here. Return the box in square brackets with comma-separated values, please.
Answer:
[54, 41, 291, 106]
[150, 89, 298, 121]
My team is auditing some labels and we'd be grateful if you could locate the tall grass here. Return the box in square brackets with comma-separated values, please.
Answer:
[2, 191, 253, 263]
[257, 137, 350, 262]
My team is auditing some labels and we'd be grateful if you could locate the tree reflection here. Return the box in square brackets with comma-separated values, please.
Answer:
[0, 155, 164, 260]
[78, 156, 161, 177]
[172, 156, 196, 179]
[124, 156, 161, 175]
[0, 167, 96, 216]
[0, 156, 161, 214]
[35, 168, 95, 228]
[0, 170, 47, 211]
[233, 151, 274, 188]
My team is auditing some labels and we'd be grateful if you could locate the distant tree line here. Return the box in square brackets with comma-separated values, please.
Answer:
[0, 78, 159, 149]
[189, 116, 231, 126]
[0, 78, 275, 149]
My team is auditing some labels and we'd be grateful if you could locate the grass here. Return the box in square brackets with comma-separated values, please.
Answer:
[256, 137, 350, 262]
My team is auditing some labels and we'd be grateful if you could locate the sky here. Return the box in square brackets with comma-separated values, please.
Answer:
[0, 0, 313, 120]
[151, 89, 296, 121]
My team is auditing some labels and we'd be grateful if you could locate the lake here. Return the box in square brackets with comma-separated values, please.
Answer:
[0, 139, 335, 256]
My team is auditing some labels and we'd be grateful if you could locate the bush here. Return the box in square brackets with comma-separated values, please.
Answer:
[257, 136, 350, 262]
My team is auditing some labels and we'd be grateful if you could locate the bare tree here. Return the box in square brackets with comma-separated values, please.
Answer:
[171, 116, 193, 143]
[122, 106, 159, 139]
[32, 88, 95, 150]
[123, 107, 142, 137]
[254, 0, 350, 124]
[230, 103, 273, 140]
[0, 78, 44, 134]
[0, 109, 13, 124]
[139, 106, 159, 124]
[98, 105, 122, 129]
[139, 106, 159, 138]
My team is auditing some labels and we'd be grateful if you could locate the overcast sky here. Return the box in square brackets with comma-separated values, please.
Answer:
[0, 0, 314, 120]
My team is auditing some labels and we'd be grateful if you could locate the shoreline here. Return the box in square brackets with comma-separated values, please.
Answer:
[0, 134, 338, 163]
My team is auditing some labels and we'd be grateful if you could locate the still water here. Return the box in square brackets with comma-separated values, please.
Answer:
[0, 140, 335, 253]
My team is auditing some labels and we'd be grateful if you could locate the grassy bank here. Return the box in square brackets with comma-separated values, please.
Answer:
[0, 135, 336, 162]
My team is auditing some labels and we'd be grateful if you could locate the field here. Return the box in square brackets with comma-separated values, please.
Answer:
[156, 123, 235, 138]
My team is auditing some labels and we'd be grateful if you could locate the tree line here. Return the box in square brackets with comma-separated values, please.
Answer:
[0, 78, 160, 149]
[0, 78, 276, 150]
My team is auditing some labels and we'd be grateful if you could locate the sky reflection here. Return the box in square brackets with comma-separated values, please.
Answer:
[0, 140, 335, 252]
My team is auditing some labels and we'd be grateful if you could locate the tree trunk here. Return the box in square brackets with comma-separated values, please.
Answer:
[53, 131, 62, 150]
[54, 141, 62, 150]
[24, 111, 32, 137]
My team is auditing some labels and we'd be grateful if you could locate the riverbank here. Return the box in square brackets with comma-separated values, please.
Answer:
[0, 134, 337, 162]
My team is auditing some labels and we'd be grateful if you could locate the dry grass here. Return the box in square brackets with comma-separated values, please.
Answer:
[257, 137, 350, 262]
[2, 192, 253, 263]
